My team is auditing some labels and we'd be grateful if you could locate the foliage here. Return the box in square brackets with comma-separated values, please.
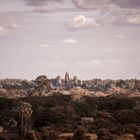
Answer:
[0, 95, 140, 139]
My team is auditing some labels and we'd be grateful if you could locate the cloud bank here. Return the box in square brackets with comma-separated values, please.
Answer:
[23, 0, 63, 12]
[24, 0, 62, 6]
[111, 0, 140, 9]
[22, 0, 140, 26]
[72, 0, 110, 10]
[71, 0, 140, 26]
[66, 15, 99, 29]
[72, 0, 140, 9]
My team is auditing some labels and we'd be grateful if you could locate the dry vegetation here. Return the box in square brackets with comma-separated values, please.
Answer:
[0, 95, 140, 140]
[0, 76, 140, 140]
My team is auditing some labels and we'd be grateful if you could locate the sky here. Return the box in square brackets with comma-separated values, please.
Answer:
[0, 0, 140, 80]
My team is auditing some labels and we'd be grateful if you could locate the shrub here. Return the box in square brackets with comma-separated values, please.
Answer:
[73, 127, 88, 140]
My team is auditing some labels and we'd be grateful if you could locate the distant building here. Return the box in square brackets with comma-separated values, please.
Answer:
[56, 75, 61, 84]
[85, 83, 92, 88]
[81, 117, 94, 124]
[73, 76, 78, 85]
[65, 72, 70, 83]
[78, 80, 83, 86]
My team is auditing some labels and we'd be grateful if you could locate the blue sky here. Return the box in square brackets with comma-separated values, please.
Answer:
[0, 0, 140, 80]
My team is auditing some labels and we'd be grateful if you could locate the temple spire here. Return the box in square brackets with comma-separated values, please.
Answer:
[65, 72, 70, 83]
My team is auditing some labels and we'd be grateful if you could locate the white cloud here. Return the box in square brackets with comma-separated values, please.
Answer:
[115, 34, 126, 39]
[106, 59, 124, 64]
[126, 15, 140, 25]
[0, 22, 20, 37]
[72, 0, 110, 10]
[110, 0, 140, 9]
[54, 62, 65, 66]
[40, 43, 51, 48]
[72, 0, 140, 10]
[23, 0, 140, 26]
[107, 9, 140, 26]
[34, 4, 55, 12]
[90, 59, 102, 65]
[0, 26, 7, 36]
[71, 0, 140, 26]
[98, 9, 140, 26]
[63, 38, 78, 44]
[46, 61, 66, 67]
[76, 61, 89, 66]
[66, 15, 99, 29]
[67, 13, 139, 29]
[76, 59, 102, 66]
[7, 22, 20, 29]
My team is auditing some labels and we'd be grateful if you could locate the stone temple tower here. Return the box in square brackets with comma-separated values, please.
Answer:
[56, 75, 61, 84]
[65, 72, 70, 83]
[73, 76, 78, 85]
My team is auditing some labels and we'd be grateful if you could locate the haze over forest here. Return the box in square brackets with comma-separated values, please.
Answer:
[0, 0, 140, 80]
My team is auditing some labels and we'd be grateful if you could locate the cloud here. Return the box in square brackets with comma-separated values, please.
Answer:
[76, 61, 89, 66]
[126, 15, 140, 25]
[72, 0, 140, 10]
[23, 0, 62, 12]
[110, 0, 140, 9]
[65, 10, 140, 28]
[66, 15, 99, 29]
[7, 22, 20, 29]
[115, 34, 126, 39]
[92, 9, 140, 26]
[34, 4, 56, 12]
[71, 0, 140, 26]
[109, 9, 140, 26]
[72, 0, 110, 10]
[22, 0, 140, 26]
[40, 43, 51, 48]
[54, 62, 65, 66]
[24, 0, 62, 6]
[46, 61, 66, 67]
[106, 59, 124, 64]
[0, 26, 7, 36]
[76, 59, 102, 66]
[24, 0, 47, 6]
[90, 60, 102, 65]
[0, 21, 20, 37]
[76, 59, 124, 66]
[63, 39, 78, 44]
